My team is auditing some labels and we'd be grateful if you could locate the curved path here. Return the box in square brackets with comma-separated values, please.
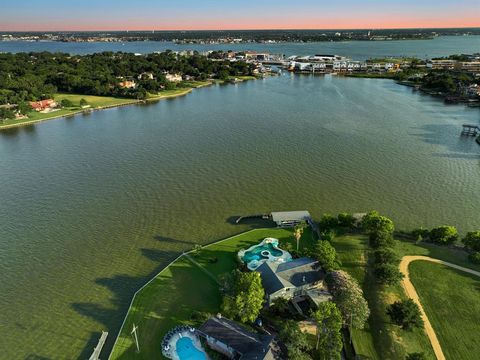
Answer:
[399, 256, 480, 360]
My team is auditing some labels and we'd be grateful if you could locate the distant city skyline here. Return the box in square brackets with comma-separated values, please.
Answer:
[1, 0, 479, 31]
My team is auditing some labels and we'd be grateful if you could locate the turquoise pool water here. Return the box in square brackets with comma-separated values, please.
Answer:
[242, 241, 283, 263]
[176, 337, 207, 360]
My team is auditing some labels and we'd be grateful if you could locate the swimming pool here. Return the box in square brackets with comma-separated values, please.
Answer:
[238, 237, 292, 270]
[175, 337, 207, 360]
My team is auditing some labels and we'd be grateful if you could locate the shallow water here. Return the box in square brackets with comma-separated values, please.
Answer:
[0, 72, 479, 358]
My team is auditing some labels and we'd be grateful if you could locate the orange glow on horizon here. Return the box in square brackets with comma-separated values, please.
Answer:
[1, 16, 480, 32]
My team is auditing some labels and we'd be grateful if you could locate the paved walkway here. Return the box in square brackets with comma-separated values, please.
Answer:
[399, 255, 480, 360]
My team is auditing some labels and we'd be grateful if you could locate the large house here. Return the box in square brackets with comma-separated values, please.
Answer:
[29, 99, 57, 112]
[198, 315, 278, 360]
[256, 257, 331, 307]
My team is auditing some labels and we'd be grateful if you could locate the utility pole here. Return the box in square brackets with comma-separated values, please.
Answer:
[131, 324, 140, 353]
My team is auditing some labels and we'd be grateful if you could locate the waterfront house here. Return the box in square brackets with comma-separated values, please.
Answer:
[118, 80, 136, 89]
[29, 99, 57, 112]
[165, 73, 183, 82]
[256, 257, 331, 307]
[198, 315, 278, 359]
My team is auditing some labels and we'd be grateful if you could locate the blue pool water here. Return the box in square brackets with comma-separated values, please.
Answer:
[175, 337, 207, 360]
[242, 241, 283, 263]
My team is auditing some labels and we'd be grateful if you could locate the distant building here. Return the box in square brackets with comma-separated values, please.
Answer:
[256, 257, 331, 306]
[165, 73, 183, 82]
[29, 99, 57, 112]
[137, 72, 154, 80]
[198, 315, 278, 360]
[118, 80, 136, 89]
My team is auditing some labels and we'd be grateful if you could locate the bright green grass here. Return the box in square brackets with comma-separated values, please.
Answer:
[55, 93, 138, 108]
[332, 234, 480, 360]
[110, 228, 313, 360]
[332, 235, 436, 360]
[409, 261, 480, 360]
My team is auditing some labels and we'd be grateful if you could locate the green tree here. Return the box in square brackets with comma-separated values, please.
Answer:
[406, 353, 426, 360]
[468, 252, 480, 264]
[312, 302, 343, 360]
[319, 213, 338, 230]
[337, 212, 355, 229]
[0, 107, 15, 122]
[221, 271, 264, 323]
[369, 231, 395, 249]
[17, 101, 31, 115]
[79, 98, 88, 107]
[387, 299, 424, 330]
[278, 320, 313, 360]
[374, 263, 404, 285]
[373, 247, 399, 265]
[293, 221, 307, 252]
[362, 211, 394, 234]
[463, 231, 480, 251]
[314, 240, 339, 272]
[327, 270, 370, 329]
[60, 98, 73, 108]
[429, 226, 458, 245]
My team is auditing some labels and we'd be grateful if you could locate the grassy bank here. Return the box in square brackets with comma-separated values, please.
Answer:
[409, 261, 480, 360]
[0, 82, 215, 130]
[109, 227, 314, 360]
[332, 232, 480, 360]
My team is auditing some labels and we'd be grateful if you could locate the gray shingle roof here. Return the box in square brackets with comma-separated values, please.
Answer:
[198, 316, 274, 358]
[256, 257, 324, 295]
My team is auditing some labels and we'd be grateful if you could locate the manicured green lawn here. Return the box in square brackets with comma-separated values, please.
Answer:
[55, 93, 138, 108]
[110, 228, 314, 360]
[410, 261, 480, 360]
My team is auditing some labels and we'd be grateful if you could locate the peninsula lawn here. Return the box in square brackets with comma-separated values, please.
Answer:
[409, 261, 480, 360]
[109, 227, 316, 360]
[109, 223, 480, 360]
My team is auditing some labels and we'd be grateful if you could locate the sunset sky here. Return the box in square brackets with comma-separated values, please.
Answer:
[1, 0, 479, 31]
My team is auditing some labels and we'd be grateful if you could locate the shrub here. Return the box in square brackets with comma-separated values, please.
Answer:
[463, 231, 480, 252]
[369, 231, 395, 249]
[337, 212, 355, 229]
[373, 248, 399, 265]
[411, 227, 429, 241]
[319, 213, 338, 230]
[429, 226, 458, 245]
[387, 299, 424, 330]
[362, 211, 394, 234]
[468, 252, 480, 264]
[61, 98, 73, 107]
[374, 263, 404, 285]
[406, 352, 426, 360]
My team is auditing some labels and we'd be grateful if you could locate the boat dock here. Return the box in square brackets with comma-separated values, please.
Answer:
[461, 124, 480, 136]
[89, 331, 108, 360]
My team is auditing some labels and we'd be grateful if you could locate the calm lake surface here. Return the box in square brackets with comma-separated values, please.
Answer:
[0, 39, 480, 359]
[1, 36, 480, 59]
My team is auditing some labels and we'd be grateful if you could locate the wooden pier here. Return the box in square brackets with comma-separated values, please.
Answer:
[89, 331, 108, 360]
[461, 124, 480, 136]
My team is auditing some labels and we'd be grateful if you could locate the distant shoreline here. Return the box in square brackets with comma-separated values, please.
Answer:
[0, 77, 257, 130]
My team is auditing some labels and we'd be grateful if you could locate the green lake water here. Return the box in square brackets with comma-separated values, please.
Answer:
[0, 74, 479, 359]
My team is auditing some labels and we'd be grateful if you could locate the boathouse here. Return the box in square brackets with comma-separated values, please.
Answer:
[270, 210, 311, 227]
